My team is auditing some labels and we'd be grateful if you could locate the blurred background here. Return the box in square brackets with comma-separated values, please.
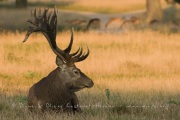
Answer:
[0, 0, 180, 32]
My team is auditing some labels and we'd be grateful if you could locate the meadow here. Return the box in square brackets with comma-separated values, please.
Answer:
[0, 29, 180, 119]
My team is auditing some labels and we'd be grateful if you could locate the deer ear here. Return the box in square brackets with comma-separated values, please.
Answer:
[56, 56, 65, 67]
[56, 57, 67, 70]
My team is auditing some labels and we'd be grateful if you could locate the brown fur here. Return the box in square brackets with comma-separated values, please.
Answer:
[86, 18, 101, 30]
[65, 19, 87, 26]
[27, 61, 93, 113]
[120, 16, 140, 29]
[105, 17, 125, 28]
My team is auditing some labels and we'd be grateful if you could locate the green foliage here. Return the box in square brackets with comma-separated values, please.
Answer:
[23, 70, 40, 79]
[13, 95, 27, 103]
[105, 88, 111, 100]
[169, 100, 180, 105]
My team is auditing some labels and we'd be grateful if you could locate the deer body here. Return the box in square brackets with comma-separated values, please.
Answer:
[24, 8, 94, 113]
[28, 67, 87, 112]
[86, 18, 100, 30]
[105, 17, 125, 29]
[120, 16, 140, 30]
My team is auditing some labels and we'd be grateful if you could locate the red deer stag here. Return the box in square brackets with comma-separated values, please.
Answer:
[23, 8, 94, 113]
[86, 18, 100, 31]
[105, 17, 125, 29]
[120, 16, 140, 30]
[65, 19, 87, 26]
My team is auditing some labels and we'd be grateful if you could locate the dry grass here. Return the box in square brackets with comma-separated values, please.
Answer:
[0, 30, 180, 119]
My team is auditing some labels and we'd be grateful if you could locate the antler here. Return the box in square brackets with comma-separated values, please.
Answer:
[23, 8, 89, 66]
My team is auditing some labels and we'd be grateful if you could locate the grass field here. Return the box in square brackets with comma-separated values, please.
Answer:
[0, 29, 180, 119]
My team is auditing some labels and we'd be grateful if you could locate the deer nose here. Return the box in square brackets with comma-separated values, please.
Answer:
[90, 81, 94, 87]
[86, 80, 94, 88]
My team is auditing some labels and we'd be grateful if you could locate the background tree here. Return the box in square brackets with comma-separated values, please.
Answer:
[166, 0, 180, 4]
[175, 0, 180, 3]
[166, 0, 180, 21]
[16, 0, 27, 8]
[146, 0, 163, 23]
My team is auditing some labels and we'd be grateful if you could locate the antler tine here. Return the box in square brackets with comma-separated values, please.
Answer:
[54, 6, 58, 14]
[42, 8, 49, 23]
[75, 46, 90, 62]
[70, 47, 80, 56]
[74, 46, 83, 58]
[31, 10, 33, 17]
[50, 8, 57, 30]
[64, 27, 74, 54]
[27, 18, 36, 26]
[27, 9, 38, 26]
[47, 11, 52, 23]
[23, 26, 34, 42]
[38, 8, 41, 17]
[34, 8, 37, 19]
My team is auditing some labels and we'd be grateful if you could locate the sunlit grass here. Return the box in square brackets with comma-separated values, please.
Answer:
[0, 29, 180, 119]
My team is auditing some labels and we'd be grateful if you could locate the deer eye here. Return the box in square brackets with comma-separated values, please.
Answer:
[73, 70, 79, 76]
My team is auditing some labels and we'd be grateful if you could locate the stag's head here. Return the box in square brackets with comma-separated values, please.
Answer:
[23, 8, 93, 92]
